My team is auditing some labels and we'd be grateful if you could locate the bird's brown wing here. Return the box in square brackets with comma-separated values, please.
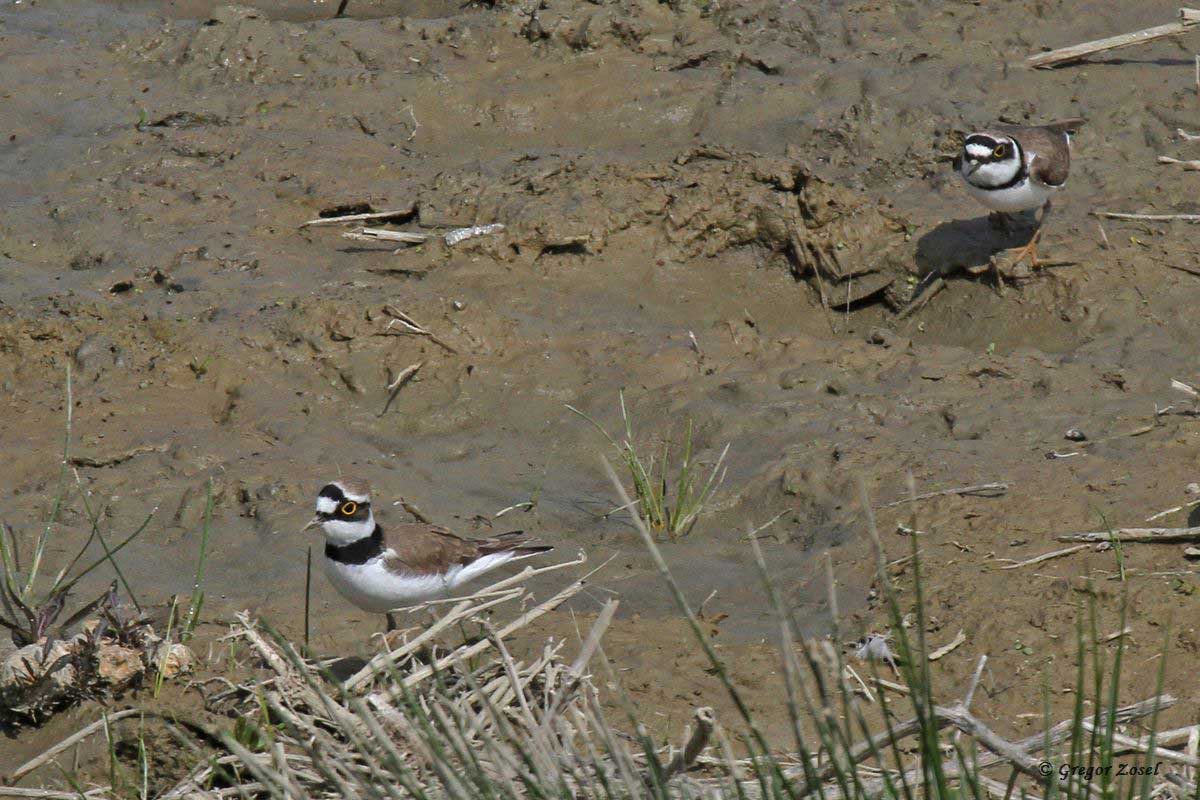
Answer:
[996, 119, 1082, 187]
[379, 524, 481, 576]
[380, 525, 547, 576]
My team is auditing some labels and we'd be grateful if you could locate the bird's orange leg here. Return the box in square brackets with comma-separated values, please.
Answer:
[999, 199, 1052, 273]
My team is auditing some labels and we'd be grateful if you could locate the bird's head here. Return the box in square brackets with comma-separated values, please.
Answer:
[958, 133, 1021, 188]
[305, 479, 375, 544]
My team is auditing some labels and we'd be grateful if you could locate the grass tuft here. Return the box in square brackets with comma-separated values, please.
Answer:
[567, 392, 728, 538]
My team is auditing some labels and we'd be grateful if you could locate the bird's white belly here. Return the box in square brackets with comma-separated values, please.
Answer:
[323, 556, 454, 613]
[963, 177, 1054, 213]
[322, 551, 518, 614]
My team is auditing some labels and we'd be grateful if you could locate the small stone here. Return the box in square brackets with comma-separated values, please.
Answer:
[1185, 546, 1200, 560]
[69, 251, 108, 271]
[942, 406, 987, 440]
[152, 642, 195, 679]
[255, 482, 284, 501]
[1064, 428, 1087, 441]
[1, 639, 75, 691]
[778, 368, 806, 390]
[865, 327, 896, 347]
[1187, 483, 1200, 495]
[452, 300, 465, 311]
[97, 643, 144, 689]
[73, 334, 112, 371]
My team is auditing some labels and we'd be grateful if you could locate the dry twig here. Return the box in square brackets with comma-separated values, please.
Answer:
[1055, 526, 1200, 543]
[299, 206, 415, 228]
[995, 543, 1089, 570]
[928, 629, 965, 661]
[381, 306, 458, 354]
[1092, 211, 1200, 223]
[1159, 155, 1200, 170]
[379, 361, 423, 416]
[882, 482, 1007, 508]
[1027, 8, 1200, 68]
[9, 708, 140, 782]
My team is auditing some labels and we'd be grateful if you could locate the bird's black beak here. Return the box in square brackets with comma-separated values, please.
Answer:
[965, 160, 982, 176]
[303, 515, 323, 532]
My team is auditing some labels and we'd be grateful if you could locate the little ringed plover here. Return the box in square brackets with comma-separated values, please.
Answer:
[954, 117, 1084, 271]
[305, 479, 553, 630]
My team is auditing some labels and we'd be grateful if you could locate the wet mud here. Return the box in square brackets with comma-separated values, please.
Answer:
[4, 0, 1200, 775]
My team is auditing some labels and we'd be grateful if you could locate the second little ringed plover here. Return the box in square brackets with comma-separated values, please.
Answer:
[955, 117, 1084, 271]
[305, 479, 553, 630]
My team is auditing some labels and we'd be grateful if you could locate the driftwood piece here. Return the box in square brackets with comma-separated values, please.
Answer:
[1055, 526, 1200, 543]
[1092, 211, 1200, 223]
[299, 205, 416, 228]
[996, 543, 1089, 570]
[8, 708, 140, 782]
[882, 482, 1007, 508]
[343, 227, 430, 245]
[343, 224, 506, 248]
[1158, 155, 1200, 170]
[897, 276, 945, 320]
[1027, 8, 1200, 69]
[928, 629, 966, 661]
[379, 361, 423, 417]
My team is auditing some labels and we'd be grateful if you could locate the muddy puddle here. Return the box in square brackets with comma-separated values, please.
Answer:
[5, 0, 1200, 777]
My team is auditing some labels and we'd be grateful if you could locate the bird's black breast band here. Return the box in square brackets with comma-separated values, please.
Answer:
[325, 524, 384, 565]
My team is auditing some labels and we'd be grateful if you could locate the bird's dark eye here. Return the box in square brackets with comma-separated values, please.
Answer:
[993, 143, 1007, 158]
[340, 501, 358, 516]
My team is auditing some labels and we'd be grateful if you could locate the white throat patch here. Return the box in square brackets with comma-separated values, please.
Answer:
[322, 513, 376, 546]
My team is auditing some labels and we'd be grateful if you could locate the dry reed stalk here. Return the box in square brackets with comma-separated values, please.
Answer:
[1027, 8, 1200, 68]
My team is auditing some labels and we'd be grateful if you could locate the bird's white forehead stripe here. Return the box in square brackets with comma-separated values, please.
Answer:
[966, 143, 993, 159]
[317, 496, 337, 514]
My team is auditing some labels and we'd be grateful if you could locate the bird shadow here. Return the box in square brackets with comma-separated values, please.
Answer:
[914, 213, 1038, 284]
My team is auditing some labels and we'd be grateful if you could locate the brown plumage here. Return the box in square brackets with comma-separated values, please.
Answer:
[336, 478, 372, 500]
[380, 525, 552, 577]
[992, 117, 1084, 187]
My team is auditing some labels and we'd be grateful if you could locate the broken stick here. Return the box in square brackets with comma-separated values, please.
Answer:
[1092, 211, 1200, 223]
[344, 227, 430, 245]
[882, 482, 1007, 508]
[1055, 526, 1200, 544]
[996, 543, 1089, 570]
[1158, 155, 1200, 170]
[299, 206, 415, 228]
[1027, 8, 1200, 69]
[379, 361, 423, 417]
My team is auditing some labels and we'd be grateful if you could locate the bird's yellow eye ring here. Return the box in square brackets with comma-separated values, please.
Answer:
[993, 143, 1007, 158]
[340, 501, 358, 516]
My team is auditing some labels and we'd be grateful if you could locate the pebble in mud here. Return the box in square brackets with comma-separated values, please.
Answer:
[942, 406, 988, 441]
[778, 368, 807, 390]
[72, 333, 119, 372]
